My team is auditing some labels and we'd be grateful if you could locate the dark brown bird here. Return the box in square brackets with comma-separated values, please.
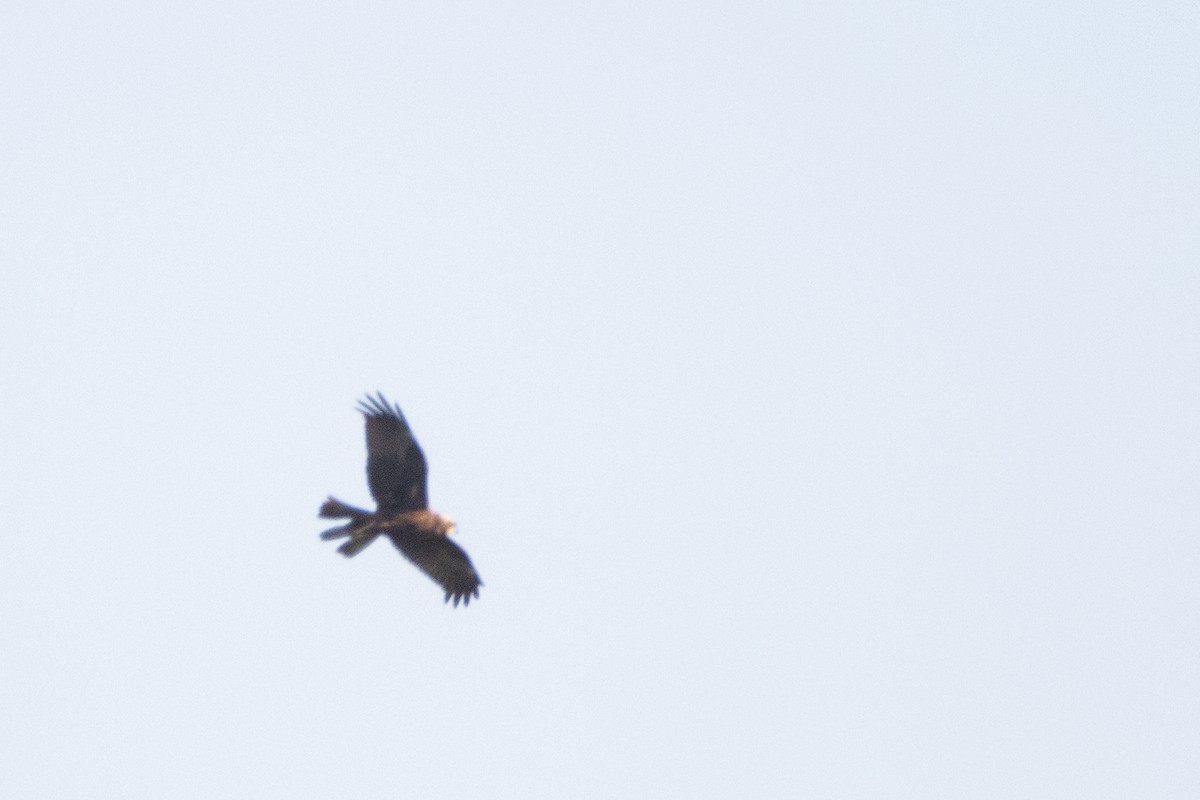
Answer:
[319, 393, 482, 606]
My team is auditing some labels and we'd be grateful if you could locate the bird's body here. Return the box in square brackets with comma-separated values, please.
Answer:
[319, 394, 482, 606]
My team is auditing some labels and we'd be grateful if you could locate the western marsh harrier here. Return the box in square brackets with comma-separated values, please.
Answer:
[319, 393, 482, 606]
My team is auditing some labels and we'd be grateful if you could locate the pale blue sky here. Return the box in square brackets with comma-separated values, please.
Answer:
[2, 2, 1198, 797]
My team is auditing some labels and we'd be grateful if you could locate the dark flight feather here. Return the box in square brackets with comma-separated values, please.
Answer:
[386, 529, 481, 607]
[318, 393, 482, 607]
[358, 392, 429, 512]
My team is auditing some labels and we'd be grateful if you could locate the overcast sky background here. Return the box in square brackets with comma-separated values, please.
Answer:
[3, 2, 1198, 797]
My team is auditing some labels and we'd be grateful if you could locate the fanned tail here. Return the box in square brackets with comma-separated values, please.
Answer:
[319, 497, 371, 520]
[318, 497, 378, 556]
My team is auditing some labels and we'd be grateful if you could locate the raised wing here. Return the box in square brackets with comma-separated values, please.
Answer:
[385, 529, 483, 607]
[358, 393, 429, 512]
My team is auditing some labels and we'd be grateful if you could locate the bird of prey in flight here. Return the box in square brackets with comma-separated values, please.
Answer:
[319, 393, 482, 606]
